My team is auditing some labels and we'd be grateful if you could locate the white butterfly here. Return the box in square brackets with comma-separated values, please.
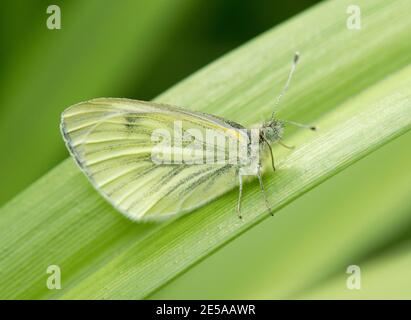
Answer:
[60, 53, 315, 221]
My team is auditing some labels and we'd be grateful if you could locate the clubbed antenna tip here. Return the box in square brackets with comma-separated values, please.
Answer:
[294, 52, 300, 64]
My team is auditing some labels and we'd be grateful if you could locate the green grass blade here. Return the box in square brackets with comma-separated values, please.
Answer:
[62, 65, 411, 299]
[0, 0, 410, 299]
[150, 129, 411, 299]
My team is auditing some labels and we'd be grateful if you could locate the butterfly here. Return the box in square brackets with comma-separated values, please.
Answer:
[60, 52, 315, 221]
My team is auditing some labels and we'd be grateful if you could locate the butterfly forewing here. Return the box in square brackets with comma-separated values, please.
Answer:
[61, 98, 246, 221]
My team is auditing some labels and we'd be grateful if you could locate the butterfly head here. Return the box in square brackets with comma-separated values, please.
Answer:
[261, 119, 285, 142]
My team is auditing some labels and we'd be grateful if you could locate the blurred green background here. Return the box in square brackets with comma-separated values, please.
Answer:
[2, 0, 411, 299]
[0, 0, 321, 205]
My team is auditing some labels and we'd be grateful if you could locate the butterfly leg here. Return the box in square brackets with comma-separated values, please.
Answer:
[257, 166, 273, 216]
[236, 173, 243, 219]
[266, 142, 276, 172]
[261, 136, 276, 172]
[277, 140, 295, 149]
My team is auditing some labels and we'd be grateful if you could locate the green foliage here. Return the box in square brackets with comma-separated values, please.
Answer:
[0, 0, 410, 299]
[151, 130, 411, 299]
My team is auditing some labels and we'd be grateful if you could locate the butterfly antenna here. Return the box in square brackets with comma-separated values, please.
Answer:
[271, 52, 300, 120]
[282, 119, 317, 131]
